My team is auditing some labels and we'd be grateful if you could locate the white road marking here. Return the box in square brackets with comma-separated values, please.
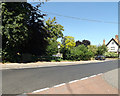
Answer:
[89, 75, 96, 78]
[32, 87, 49, 93]
[53, 83, 66, 88]
[69, 80, 79, 84]
[80, 77, 88, 80]
[98, 73, 103, 75]
[30, 73, 103, 93]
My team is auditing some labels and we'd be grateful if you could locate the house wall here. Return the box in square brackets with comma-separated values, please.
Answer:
[107, 40, 118, 52]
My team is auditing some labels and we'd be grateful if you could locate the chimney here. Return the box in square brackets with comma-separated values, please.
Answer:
[115, 35, 118, 43]
[103, 39, 105, 45]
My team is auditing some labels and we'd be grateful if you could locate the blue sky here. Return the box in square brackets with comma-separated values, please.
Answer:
[31, 2, 118, 45]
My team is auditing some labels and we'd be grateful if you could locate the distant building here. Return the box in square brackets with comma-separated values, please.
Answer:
[104, 35, 120, 53]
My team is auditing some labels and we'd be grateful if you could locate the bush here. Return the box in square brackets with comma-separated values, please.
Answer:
[45, 41, 58, 56]
[70, 45, 93, 61]
[55, 58, 63, 62]
[96, 45, 108, 55]
[104, 52, 118, 58]
[61, 47, 71, 60]
[84, 51, 94, 60]
[36, 55, 63, 62]
[88, 45, 97, 57]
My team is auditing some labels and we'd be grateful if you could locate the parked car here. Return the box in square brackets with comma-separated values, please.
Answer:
[95, 55, 106, 60]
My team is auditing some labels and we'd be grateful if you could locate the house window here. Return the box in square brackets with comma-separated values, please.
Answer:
[112, 42, 114, 44]
[111, 47, 115, 50]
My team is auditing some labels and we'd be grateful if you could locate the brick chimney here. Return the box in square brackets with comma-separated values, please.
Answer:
[103, 39, 105, 45]
[115, 35, 118, 43]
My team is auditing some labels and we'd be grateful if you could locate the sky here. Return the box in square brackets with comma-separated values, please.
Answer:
[31, 2, 118, 45]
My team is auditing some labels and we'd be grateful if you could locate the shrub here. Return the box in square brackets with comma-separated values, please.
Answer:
[55, 58, 63, 62]
[45, 41, 58, 56]
[84, 51, 94, 60]
[104, 52, 118, 58]
[88, 45, 97, 57]
[96, 45, 108, 55]
[61, 47, 71, 60]
[70, 45, 93, 61]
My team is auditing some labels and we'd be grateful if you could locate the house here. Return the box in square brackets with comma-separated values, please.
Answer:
[104, 35, 120, 53]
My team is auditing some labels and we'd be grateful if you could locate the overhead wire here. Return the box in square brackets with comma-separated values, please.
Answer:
[30, 3, 118, 24]
[40, 11, 118, 24]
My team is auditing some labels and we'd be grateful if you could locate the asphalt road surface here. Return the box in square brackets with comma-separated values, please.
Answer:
[2, 60, 119, 94]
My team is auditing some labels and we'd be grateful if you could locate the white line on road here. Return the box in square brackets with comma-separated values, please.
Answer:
[32, 87, 49, 93]
[89, 75, 96, 78]
[80, 77, 89, 80]
[69, 80, 79, 84]
[98, 73, 103, 75]
[53, 83, 66, 88]
[30, 73, 103, 94]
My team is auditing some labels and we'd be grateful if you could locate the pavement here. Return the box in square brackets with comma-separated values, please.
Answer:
[1, 59, 116, 70]
[2, 60, 118, 94]
[27, 73, 118, 94]
[102, 68, 119, 90]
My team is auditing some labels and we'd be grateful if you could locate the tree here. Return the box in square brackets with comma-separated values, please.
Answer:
[2, 2, 48, 62]
[43, 17, 64, 56]
[75, 40, 91, 47]
[60, 47, 71, 60]
[96, 45, 108, 55]
[61, 36, 75, 60]
[2, 2, 33, 62]
[45, 40, 58, 56]
[88, 45, 97, 57]
[44, 17, 64, 41]
[62, 36, 76, 49]
[82, 40, 91, 47]
[75, 40, 82, 47]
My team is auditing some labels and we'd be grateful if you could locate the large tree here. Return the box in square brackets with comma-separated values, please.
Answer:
[44, 17, 64, 56]
[2, 2, 32, 62]
[44, 17, 64, 41]
[2, 2, 48, 62]
[61, 36, 76, 60]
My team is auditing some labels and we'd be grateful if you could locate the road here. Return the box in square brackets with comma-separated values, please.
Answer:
[2, 60, 118, 94]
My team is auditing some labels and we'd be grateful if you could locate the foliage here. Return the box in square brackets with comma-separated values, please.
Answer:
[44, 17, 64, 41]
[75, 40, 82, 47]
[82, 40, 91, 47]
[62, 36, 76, 49]
[2, 2, 48, 62]
[96, 45, 108, 55]
[88, 45, 97, 57]
[61, 36, 75, 60]
[70, 45, 93, 60]
[21, 3, 49, 56]
[61, 47, 71, 60]
[43, 17, 64, 56]
[75, 40, 91, 47]
[45, 40, 58, 56]
[104, 52, 118, 58]
[2, 2, 32, 62]
[36, 56, 62, 62]
[61, 37, 93, 60]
